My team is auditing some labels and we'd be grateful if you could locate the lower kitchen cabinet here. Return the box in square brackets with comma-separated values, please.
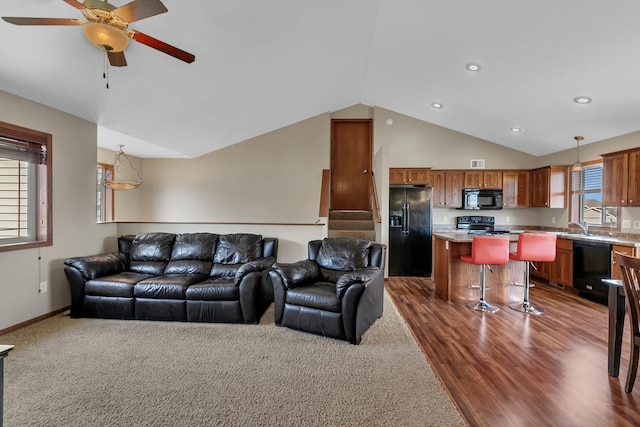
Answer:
[531, 237, 572, 287]
[611, 245, 636, 280]
[551, 238, 573, 288]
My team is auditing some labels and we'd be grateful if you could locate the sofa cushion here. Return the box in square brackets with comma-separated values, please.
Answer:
[130, 233, 176, 262]
[186, 277, 239, 301]
[170, 233, 218, 261]
[214, 234, 262, 264]
[129, 261, 168, 276]
[315, 238, 371, 271]
[64, 252, 128, 280]
[129, 233, 176, 275]
[165, 260, 212, 275]
[85, 272, 156, 297]
[134, 274, 208, 299]
[285, 282, 341, 313]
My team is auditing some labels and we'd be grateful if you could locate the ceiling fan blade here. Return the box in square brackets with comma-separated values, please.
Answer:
[2, 17, 83, 26]
[114, 0, 167, 23]
[108, 51, 127, 67]
[62, 0, 87, 10]
[131, 31, 195, 63]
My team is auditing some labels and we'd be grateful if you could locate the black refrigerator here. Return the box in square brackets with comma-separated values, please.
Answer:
[388, 185, 433, 276]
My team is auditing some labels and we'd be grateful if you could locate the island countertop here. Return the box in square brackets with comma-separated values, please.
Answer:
[433, 231, 520, 243]
[433, 231, 640, 247]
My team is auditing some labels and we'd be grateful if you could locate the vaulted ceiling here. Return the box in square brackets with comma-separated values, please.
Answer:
[2, 0, 640, 158]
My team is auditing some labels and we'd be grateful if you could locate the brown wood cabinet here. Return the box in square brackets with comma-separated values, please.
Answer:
[551, 238, 573, 288]
[463, 170, 503, 189]
[432, 170, 464, 208]
[602, 148, 640, 206]
[531, 237, 572, 287]
[502, 170, 531, 208]
[530, 166, 567, 208]
[611, 245, 636, 280]
[389, 168, 431, 185]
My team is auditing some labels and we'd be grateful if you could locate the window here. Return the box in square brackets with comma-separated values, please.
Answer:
[0, 121, 51, 251]
[97, 163, 114, 222]
[570, 161, 619, 228]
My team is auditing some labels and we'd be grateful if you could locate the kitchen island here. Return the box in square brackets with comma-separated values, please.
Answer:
[433, 232, 525, 305]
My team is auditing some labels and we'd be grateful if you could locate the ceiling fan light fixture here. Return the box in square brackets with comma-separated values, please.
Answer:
[104, 145, 142, 191]
[82, 22, 129, 52]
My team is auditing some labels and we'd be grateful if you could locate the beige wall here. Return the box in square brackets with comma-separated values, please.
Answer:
[0, 90, 116, 331]
[138, 112, 330, 223]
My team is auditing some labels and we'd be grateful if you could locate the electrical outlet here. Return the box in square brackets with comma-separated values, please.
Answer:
[443, 216, 448, 222]
[505, 216, 510, 223]
[622, 219, 632, 229]
[39, 281, 47, 293]
[634, 220, 640, 229]
[551, 217, 556, 224]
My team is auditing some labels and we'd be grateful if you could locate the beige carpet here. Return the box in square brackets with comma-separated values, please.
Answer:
[2, 293, 465, 427]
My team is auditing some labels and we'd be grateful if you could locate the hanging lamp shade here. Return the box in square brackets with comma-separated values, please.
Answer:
[572, 136, 584, 173]
[104, 145, 142, 190]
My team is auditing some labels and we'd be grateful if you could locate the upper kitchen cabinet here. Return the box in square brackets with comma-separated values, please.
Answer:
[602, 148, 640, 206]
[389, 168, 431, 185]
[432, 170, 464, 208]
[530, 166, 567, 208]
[463, 170, 502, 189]
[502, 170, 531, 208]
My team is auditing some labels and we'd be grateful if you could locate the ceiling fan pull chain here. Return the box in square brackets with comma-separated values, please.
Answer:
[102, 49, 109, 89]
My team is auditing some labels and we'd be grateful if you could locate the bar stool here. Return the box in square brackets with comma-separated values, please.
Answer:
[509, 232, 557, 315]
[460, 236, 510, 313]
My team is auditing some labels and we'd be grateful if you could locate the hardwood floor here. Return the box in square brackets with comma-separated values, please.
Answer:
[385, 277, 640, 427]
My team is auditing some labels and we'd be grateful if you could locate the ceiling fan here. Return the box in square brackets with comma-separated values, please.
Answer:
[1, 0, 195, 67]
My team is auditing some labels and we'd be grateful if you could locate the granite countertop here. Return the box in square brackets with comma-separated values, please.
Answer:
[433, 231, 640, 247]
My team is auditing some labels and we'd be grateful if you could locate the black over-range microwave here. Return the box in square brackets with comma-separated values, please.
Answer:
[459, 188, 503, 210]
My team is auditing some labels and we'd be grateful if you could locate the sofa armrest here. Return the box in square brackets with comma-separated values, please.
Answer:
[234, 256, 275, 285]
[64, 252, 129, 280]
[335, 267, 381, 298]
[271, 260, 320, 289]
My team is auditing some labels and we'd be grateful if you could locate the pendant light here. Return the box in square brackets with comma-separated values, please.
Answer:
[104, 145, 142, 191]
[572, 136, 584, 173]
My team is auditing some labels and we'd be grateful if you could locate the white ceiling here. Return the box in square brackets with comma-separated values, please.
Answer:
[2, 0, 640, 158]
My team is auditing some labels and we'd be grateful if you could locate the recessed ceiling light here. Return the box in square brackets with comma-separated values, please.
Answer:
[573, 96, 592, 104]
[510, 127, 522, 133]
[466, 63, 481, 71]
[431, 102, 443, 109]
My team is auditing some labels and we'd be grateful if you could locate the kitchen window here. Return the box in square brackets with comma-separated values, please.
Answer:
[0, 121, 52, 251]
[570, 160, 619, 229]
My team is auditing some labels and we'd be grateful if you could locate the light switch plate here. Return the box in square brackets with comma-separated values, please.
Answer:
[622, 219, 631, 228]
[634, 220, 640, 229]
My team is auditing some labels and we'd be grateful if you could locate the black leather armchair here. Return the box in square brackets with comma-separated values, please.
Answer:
[269, 238, 386, 344]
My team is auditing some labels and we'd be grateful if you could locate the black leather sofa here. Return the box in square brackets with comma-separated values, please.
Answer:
[268, 238, 386, 344]
[64, 232, 278, 324]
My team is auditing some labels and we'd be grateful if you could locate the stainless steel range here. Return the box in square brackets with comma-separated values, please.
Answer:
[456, 216, 510, 235]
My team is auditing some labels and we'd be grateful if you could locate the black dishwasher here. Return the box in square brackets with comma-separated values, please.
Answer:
[572, 240, 612, 304]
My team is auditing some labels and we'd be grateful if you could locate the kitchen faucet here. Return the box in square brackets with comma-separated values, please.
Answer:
[568, 220, 589, 235]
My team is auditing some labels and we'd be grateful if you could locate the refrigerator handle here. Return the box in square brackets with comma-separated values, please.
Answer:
[405, 204, 410, 233]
